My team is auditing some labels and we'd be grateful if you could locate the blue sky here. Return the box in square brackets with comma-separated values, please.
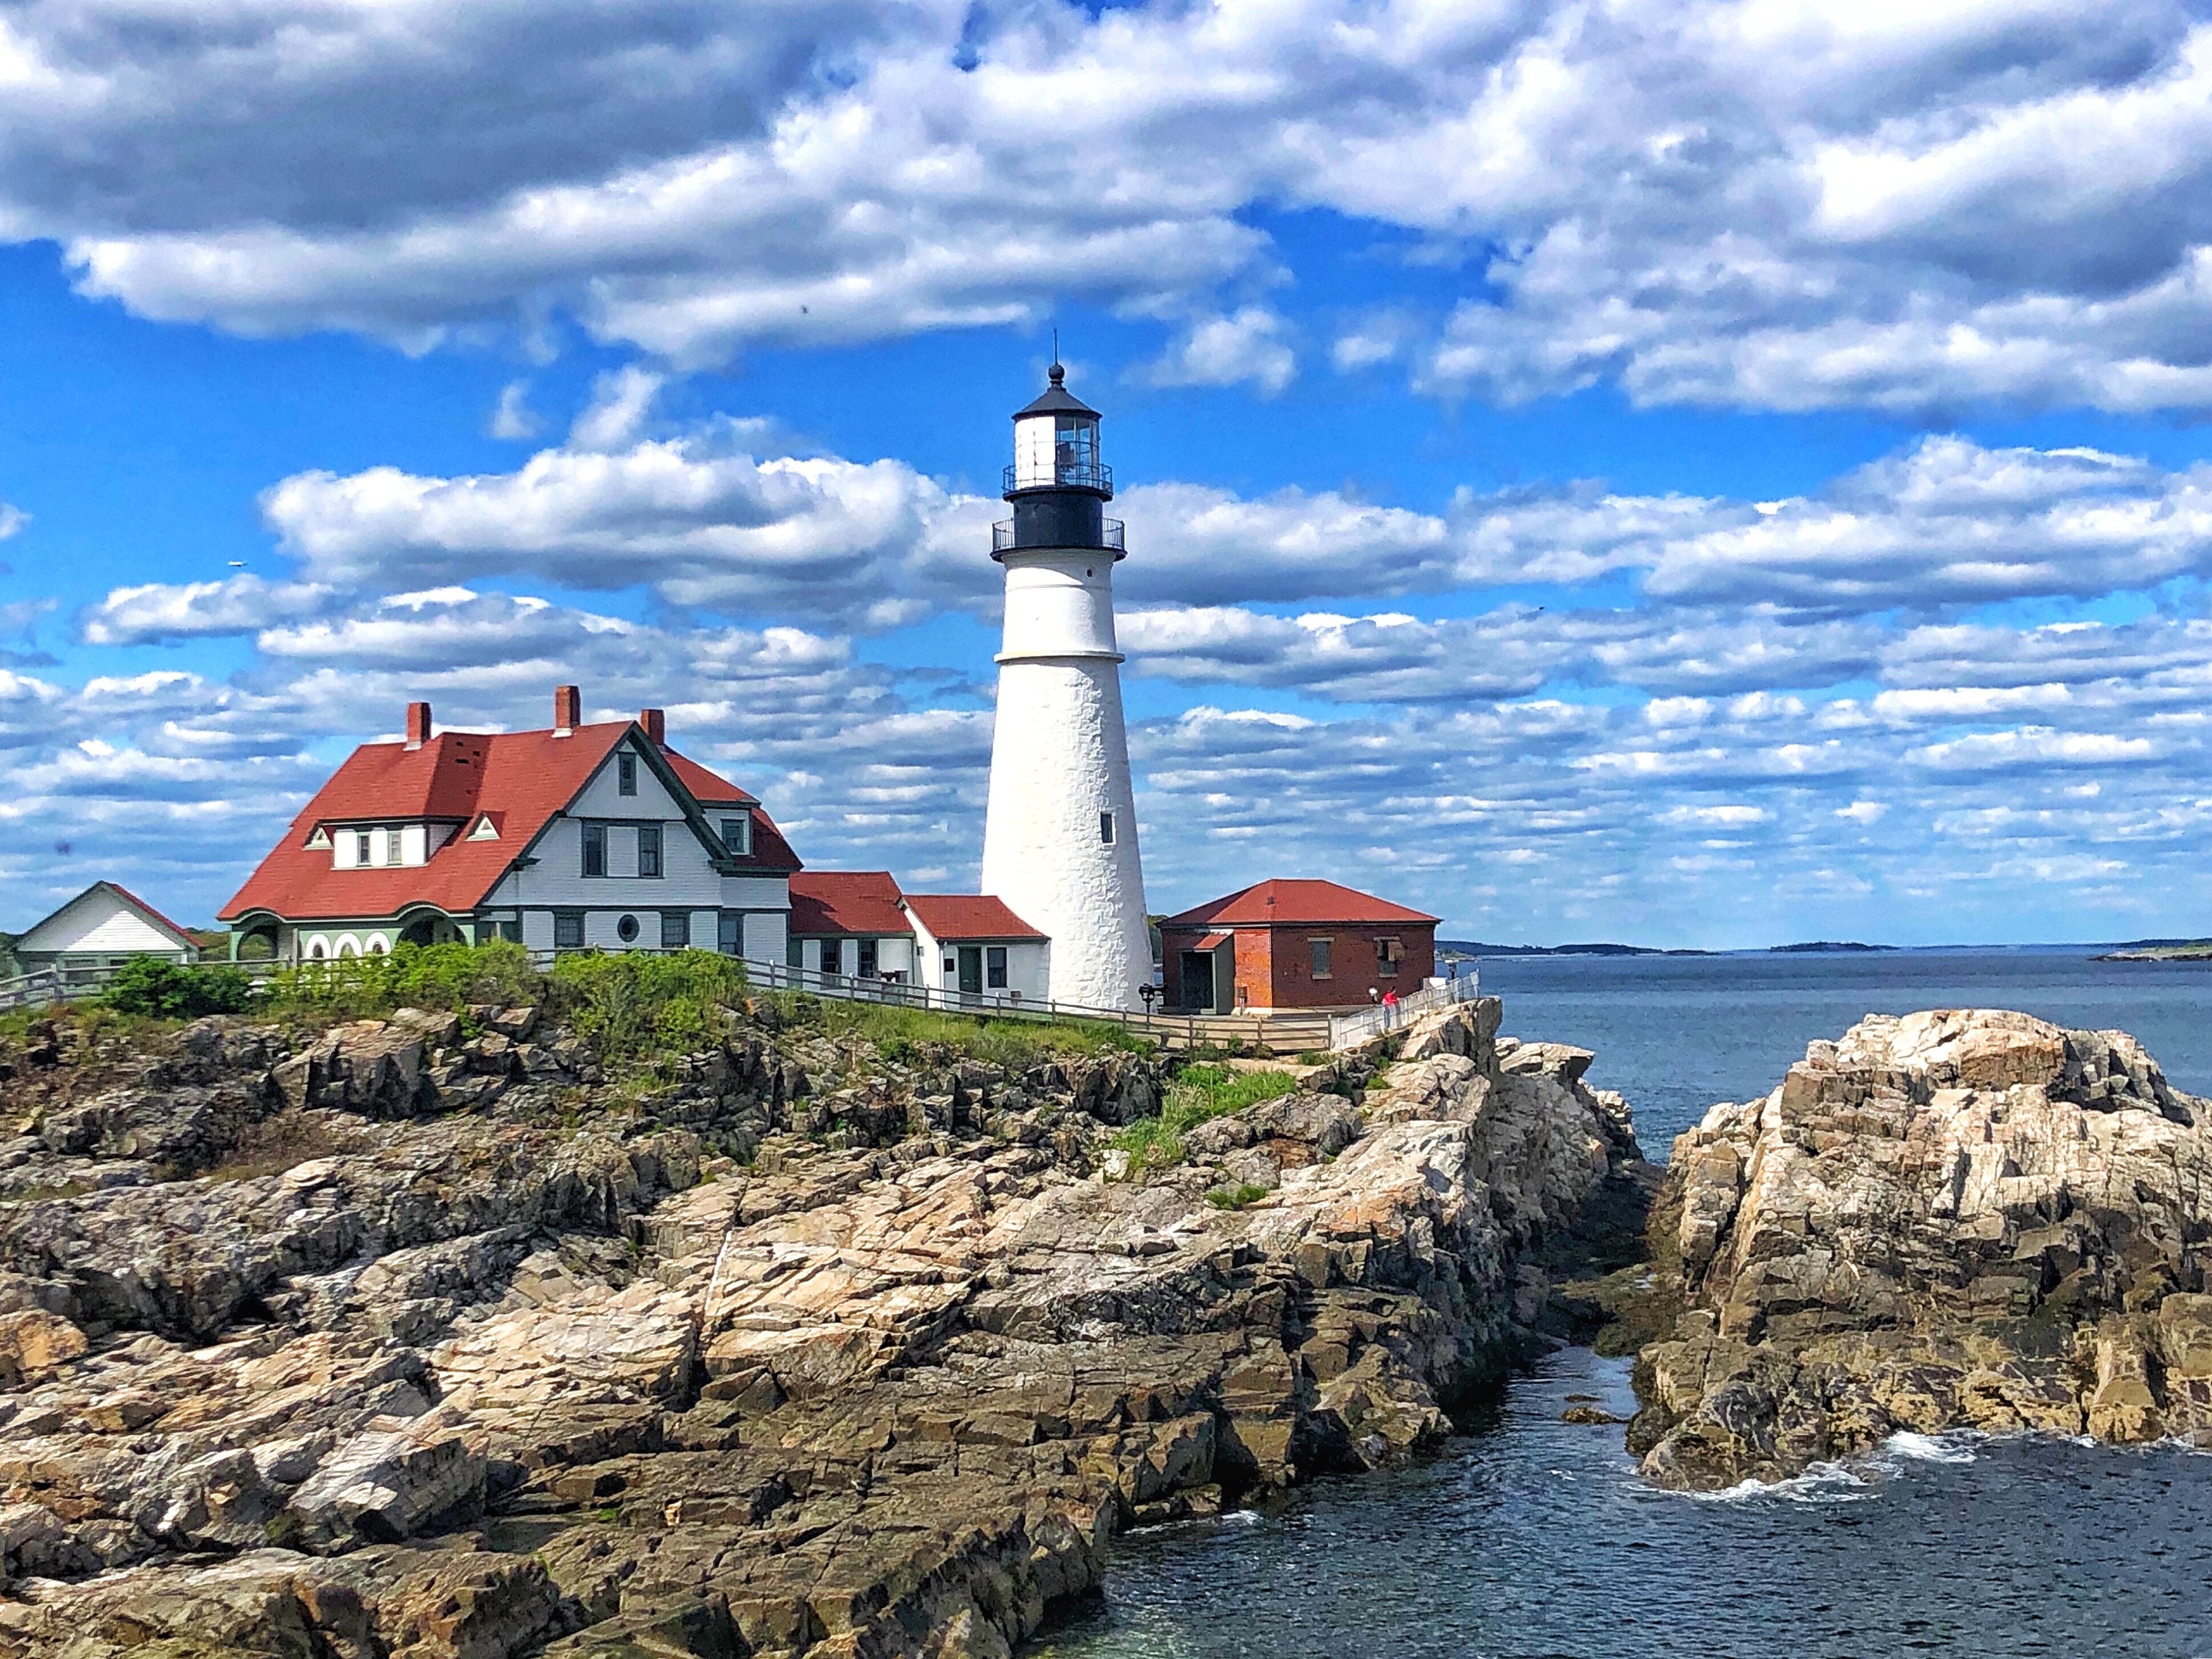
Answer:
[6, 0, 2212, 948]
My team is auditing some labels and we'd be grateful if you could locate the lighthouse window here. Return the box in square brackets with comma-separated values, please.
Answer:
[1055, 416, 1097, 483]
[1099, 811, 1115, 845]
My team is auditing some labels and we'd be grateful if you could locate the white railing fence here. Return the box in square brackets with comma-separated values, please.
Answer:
[0, 943, 1368, 1056]
[1324, 969, 1482, 1051]
[689, 953, 1334, 1052]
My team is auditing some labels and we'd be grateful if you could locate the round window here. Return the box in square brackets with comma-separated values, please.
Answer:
[616, 914, 639, 943]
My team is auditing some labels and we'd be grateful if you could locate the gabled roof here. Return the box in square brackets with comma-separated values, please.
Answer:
[18, 881, 199, 955]
[902, 895, 1046, 941]
[1162, 878, 1439, 929]
[790, 872, 910, 937]
[664, 748, 757, 808]
[221, 720, 798, 922]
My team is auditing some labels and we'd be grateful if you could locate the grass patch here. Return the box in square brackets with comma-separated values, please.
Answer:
[262, 941, 543, 1020]
[1, 1179, 89, 1205]
[1205, 1182, 1270, 1210]
[263, 942, 750, 1075]
[1111, 1063, 1300, 1172]
[781, 996, 1153, 1070]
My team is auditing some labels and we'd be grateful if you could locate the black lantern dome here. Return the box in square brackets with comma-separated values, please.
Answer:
[994, 363, 1125, 560]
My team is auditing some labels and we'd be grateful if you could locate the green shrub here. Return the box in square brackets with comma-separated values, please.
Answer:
[262, 940, 542, 1020]
[547, 949, 749, 1065]
[104, 957, 256, 1019]
[1111, 1063, 1299, 1172]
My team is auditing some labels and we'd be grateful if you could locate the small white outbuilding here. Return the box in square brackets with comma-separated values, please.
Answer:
[12, 882, 200, 971]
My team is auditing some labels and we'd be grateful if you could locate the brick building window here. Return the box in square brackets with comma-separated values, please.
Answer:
[1309, 938, 1332, 979]
[1376, 937, 1403, 976]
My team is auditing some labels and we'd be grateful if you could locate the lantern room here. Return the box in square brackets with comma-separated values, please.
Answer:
[995, 362, 1125, 559]
[1005, 363, 1111, 496]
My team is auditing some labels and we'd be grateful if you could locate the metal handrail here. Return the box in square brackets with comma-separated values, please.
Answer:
[991, 518, 1126, 554]
[1002, 461, 1112, 495]
[1325, 971, 1482, 1050]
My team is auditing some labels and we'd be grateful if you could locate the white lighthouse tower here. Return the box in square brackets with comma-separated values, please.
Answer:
[979, 362, 1151, 1010]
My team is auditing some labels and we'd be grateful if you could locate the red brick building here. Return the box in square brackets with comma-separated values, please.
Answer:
[1157, 879, 1440, 1013]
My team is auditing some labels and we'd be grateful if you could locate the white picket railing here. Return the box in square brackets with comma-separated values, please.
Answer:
[664, 953, 1332, 1052]
[0, 942, 1351, 1055]
[1325, 969, 1482, 1051]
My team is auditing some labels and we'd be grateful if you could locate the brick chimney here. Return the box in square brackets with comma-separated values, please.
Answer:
[553, 685, 581, 736]
[639, 707, 665, 745]
[404, 700, 431, 751]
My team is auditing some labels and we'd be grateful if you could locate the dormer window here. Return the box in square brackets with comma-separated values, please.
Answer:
[355, 830, 372, 865]
[721, 815, 753, 857]
[618, 752, 638, 796]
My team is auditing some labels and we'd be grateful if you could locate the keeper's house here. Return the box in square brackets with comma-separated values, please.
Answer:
[1158, 878, 1438, 1014]
[219, 687, 800, 963]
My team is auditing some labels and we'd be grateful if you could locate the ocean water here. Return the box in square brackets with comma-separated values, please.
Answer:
[1474, 946, 2212, 1161]
[1032, 949, 2212, 1659]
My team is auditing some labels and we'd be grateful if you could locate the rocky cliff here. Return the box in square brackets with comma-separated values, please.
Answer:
[0, 993, 1645, 1659]
[1631, 1007, 2212, 1490]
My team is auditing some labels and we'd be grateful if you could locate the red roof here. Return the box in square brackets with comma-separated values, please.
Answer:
[789, 872, 909, 936]
[221, 720, 798, 923]
[902, 895, 1046, 941]
[663, 748, 755, 807]
[1162, 878, 1438, 929]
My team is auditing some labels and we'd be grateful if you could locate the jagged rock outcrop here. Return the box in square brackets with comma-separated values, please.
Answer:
[0, 994, 1643, 1659]
[1630, 1008, 2212, 1490]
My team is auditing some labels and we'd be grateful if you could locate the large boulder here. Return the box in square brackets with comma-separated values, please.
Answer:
[1633, 1009, 2212, 1489]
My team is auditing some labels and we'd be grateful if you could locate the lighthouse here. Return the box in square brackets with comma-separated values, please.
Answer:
[979, 363, 1151, 1010]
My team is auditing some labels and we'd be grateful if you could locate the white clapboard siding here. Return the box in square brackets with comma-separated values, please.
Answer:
[17, 885, 194, 960]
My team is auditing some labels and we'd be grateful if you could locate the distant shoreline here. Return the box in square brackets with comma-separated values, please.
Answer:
[1438, 938, 2212, 961]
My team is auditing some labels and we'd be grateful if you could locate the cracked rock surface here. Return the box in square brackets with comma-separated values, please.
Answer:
[1630, 1007, 2212, 1490]
[0, 996, 1645, 1659]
